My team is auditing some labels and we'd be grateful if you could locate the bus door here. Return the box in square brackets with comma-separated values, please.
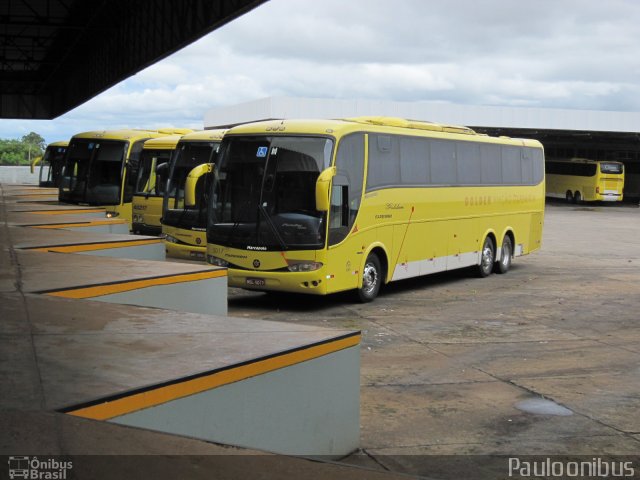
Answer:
[326, 134, 365, 291]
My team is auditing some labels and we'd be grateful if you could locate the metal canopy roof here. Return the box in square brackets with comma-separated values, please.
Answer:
[1, 0, 267, 119]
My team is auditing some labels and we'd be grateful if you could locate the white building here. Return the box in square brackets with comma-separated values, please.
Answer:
[205, 96, 640, 133]
[204, 96, 640, 198]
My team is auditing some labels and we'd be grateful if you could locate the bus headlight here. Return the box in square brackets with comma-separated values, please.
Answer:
[165, 234, 178, 244]
[106, 211, 119, 218]
[287, 261, 323, 272]
[207, 255, 229, 267]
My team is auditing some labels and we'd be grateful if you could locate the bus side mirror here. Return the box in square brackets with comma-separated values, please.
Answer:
[315, 166, 336, 212]
[156, 162, 169, 175]
[185, 163, 214, 207]
[30, 156, 42, 174]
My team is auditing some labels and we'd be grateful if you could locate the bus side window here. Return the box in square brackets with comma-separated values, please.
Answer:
[329, 184, 348, 228]
[329, 133, 364, 246]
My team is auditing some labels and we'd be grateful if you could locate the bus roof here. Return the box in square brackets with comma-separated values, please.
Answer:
[70, 128, 192, 142]
[142, 134, 186, 150]
[47, 140, 69, 148]
[179, 129, 227, 142]
[224, 117, 543, 148]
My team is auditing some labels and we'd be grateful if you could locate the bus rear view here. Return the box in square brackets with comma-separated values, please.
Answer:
[545, 158, 624, 203]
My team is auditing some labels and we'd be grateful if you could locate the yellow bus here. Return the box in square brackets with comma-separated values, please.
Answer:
[31, 141, 69, 187]
[59, 128, 190, 226]
[162, 129, 226, 260]
[132, 134, 189, 235]
[545, 158, 624, 203]
[199, 117, 545, 301]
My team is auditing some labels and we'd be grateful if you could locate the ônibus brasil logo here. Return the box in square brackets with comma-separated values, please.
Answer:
[8, 456, 73, 479]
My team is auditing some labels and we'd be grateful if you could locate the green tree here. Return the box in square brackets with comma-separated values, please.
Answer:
[0, 133, 46, 165]
[21, 131, 46, 151]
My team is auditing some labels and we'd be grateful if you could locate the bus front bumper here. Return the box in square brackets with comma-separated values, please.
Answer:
[227, 268, 328, 295]
[165, 240, 207, 261]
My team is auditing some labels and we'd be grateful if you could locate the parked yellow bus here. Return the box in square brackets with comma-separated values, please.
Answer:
[545, 158, 624, 203]
[132, 134, 189, 235]
[59, 128, 191, 226]
[31, 141, 69, 187]
[162, 129, 226, 260]
[198, 117, 545, 301]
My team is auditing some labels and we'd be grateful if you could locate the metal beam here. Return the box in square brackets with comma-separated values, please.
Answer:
[1, 0, 268, 119]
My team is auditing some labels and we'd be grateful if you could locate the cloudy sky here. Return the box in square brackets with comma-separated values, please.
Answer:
[2, 0, 640, 144]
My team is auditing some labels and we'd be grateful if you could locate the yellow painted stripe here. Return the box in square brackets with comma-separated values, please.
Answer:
[31, 239, 162, 253]
[27, 208, 105, 215]
[12, 193, 59, 197]
[67, 334, 360, 420]
[31, 220, 127, 229]
[45, 270, 226, 299]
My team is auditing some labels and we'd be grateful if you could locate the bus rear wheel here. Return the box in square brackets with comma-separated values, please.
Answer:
[565, 190, 573, 203]
[478, 236, 495, 278]
[496, 235, 513, 274]
[574, 191, 582, 204]
[357, 253, 382, 302]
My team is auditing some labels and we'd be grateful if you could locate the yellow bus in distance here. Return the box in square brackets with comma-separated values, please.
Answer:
[132, 134, 189, 235]
[545, 158, 624, 203]
[162, 129, 226, 260]
[31, 141, 69, 187]
[201, 117, 545, 301]
[59, 128, 191, 226]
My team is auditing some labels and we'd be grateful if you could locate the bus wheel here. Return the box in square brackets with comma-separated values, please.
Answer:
[478, 236, 495, 278]
[565, 190, 573, 203]
[496, 235, 512, 274]
[574, 191, 582, 204]
[358, 253, 382, 302]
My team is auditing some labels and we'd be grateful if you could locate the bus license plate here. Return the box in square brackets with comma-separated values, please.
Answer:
[246, 278, 266, 287]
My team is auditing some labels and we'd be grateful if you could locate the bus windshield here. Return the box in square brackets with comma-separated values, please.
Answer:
[61, 140, 93, 201]
[207, 135, 333, 251]
[135, 150, 171, 196]
[165, 142, 218, 210]
[62, 139, 126, 204]
[86, 141, 127, 204]
[162, 141, 220, 231]
[600, 162, 623, 174]
[40, 145, 67, 186]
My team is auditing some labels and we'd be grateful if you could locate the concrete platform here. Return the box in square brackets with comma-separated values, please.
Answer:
[1, 292, 360, 456]
[9, 249, 227, 315]
[1, 413, 404, 480]
[1, 183, 365, 473]
[5, 211, 129, 234]
[7, 203, 105, 217]
[7, 226, 164, 260]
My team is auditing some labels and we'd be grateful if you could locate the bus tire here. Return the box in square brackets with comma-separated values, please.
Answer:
[496, 235, 512, 274]
[574, 191, 582, 204]
[565, 190, 573, 203]
[357, 253, 382, 302]
[478, 236, 495, 278]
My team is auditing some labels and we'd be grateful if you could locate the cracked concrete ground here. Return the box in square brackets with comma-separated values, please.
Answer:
[227, 202, 640, 478]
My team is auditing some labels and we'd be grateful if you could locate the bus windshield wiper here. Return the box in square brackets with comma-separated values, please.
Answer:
[257, 203, 288, 251]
